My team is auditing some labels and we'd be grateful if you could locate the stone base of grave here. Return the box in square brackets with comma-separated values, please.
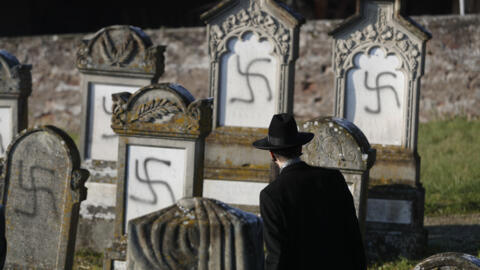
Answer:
[103, 237, 127, 270]
[365, 184, 427, 260]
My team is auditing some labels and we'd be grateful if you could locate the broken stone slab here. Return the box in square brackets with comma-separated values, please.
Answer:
[127, 197, 264, 270]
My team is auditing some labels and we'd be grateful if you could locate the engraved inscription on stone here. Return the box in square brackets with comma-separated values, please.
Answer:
[345, 47, 405, 146]
[219, 32, 278, 128]
[5, 131, 70, 267]
[87, 83, 138, 161]
[0, 107, 12, 156]
[366, 198, 412, 224]
[124, 145, 186, 230]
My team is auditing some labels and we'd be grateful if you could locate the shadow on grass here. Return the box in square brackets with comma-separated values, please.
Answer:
[426, 224, 480, 256]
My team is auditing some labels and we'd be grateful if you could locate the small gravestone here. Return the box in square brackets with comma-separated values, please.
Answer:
[201, 0, 304, 213]
[329, 0, 431, 258]
[0, 126, 89, 269]
[76, 25, 165, 183]
[103, 83, 213, 268]
[300, 117, 375, 235]
[127, 197, 264, 270]
[413, 252, 480, 270]
[0, 50, 31, 158]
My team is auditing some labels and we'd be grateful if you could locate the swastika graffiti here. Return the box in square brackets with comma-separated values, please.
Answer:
[363, 71, 400, 114]
[230, 55, 273, 104]
[129, 157, 176, 205]
[101, 96, 116, 139]
[14, 161, 59, 219]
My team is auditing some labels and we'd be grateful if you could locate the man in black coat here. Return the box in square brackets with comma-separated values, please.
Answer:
[253, 113, 366, 270]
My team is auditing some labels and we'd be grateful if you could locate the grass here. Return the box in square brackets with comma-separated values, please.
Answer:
[73, 249, 102, 270]
[418, 117, 480, 216]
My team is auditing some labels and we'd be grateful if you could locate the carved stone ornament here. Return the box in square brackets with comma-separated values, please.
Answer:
[127, 197, 264, 270]
[333, 6, 423, 79]
[111, 83, 213, 138]
[300, 117, 376, 171]
[413, 252, 480, 270]
[0, 50, 32, 97]
[76, 25, 165, 77]
[203, 0, 300, 64]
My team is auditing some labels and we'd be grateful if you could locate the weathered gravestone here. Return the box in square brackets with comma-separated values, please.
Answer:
[329, 0, 431, 258]
[76, 25, 165, 182]
[0, 50, 31, 158]
[201, 0, 304, 213]
[299, 117, 376, 235]
[75, 25, 165, 252]
[0, 126, 89, 269]
[127, 197, 264, 270]
[103, 83, 213, 268]
[413, 252, 480, 270]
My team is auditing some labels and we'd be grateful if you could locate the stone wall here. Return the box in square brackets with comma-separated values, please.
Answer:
[0, 15, 478, 140]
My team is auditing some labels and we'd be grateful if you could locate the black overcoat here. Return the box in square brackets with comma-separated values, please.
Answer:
[260, 162, 366, 270]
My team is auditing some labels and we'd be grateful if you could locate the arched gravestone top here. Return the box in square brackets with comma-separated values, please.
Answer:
[0, 126, 89, 269]
[0, 50, 32, 97]
[127, 197, 264, 270]
[111, 83, 213, 138]
[76, 25, 165, 78]
[299, 117, 376, 172]
[413, 252, 480, 270]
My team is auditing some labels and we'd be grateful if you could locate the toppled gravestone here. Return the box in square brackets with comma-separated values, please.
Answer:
[413, 252, 480, 270]
[0, 126, 89, 269]
[127, 197, 264, 270]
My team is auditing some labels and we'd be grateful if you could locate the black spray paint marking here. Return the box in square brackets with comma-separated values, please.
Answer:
[363, 71, 400, 114]
[14, 161, 59, 219]
[101, 96, 116, 139]
[230, 55, 273, 104]
[129, 157, 176, 205]
[0, 134, 4, 154]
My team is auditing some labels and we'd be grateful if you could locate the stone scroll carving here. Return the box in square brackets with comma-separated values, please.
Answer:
[127, 197, 264, 270]
[0, 126, 89, 269]
[413, 252, 480, 270]
[0, 50, 32, 97]
[111, 83, 213, 138]
[76, 25, 165, 76]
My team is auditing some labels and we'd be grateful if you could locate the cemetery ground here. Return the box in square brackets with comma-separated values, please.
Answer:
[70, 117, 480, 269]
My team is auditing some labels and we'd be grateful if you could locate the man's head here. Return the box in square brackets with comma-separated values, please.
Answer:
[253, 113, 313, 161]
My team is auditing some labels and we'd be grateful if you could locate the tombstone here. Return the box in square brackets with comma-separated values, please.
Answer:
[0, 126, 89, 269]
[0, 50, 32, 158]
[413, 252, 480, 270]
[201, 0, 304, 213]
[329, 0, 431, 258]
[103, 83, 213, 268]
[76, 25, 165, 183]
[127, 197, 264, 270]
[299, 117, 375, 235]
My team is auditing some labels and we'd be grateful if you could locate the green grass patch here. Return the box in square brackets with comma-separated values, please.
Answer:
[418, 117, 480, 216]
[73, 249, 103, 270]
[368, 257, 418, 270]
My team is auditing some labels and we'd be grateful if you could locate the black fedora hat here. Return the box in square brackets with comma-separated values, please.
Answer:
[253, 113, 314, 150]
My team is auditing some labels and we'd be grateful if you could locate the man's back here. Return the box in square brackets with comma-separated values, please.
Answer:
[260, 162, 366, 270]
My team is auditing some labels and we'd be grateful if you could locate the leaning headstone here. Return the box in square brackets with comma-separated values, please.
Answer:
[329, 0, 431, 258]
[76, 25, 165, 182]
[300, 117, 375, 235]
[103, 83, 213, 268]
[201, 0, 304, 213]
[127, 197, 264, 270]
[413, 252, 480, 270]
[0, 50, 31, 158]
[0, 126, 89, 269]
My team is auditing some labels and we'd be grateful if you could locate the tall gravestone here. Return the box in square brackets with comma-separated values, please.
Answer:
[0, 126, 89, 269]
[103, 83, 213, 269]
[329, 0, 431, 258]
[300, 117, 375, 235]
[76, 25, 165, 183]
[201, 0, 304, 213]
[127, 197, 264, 270]
[0, 50, 31, 158]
